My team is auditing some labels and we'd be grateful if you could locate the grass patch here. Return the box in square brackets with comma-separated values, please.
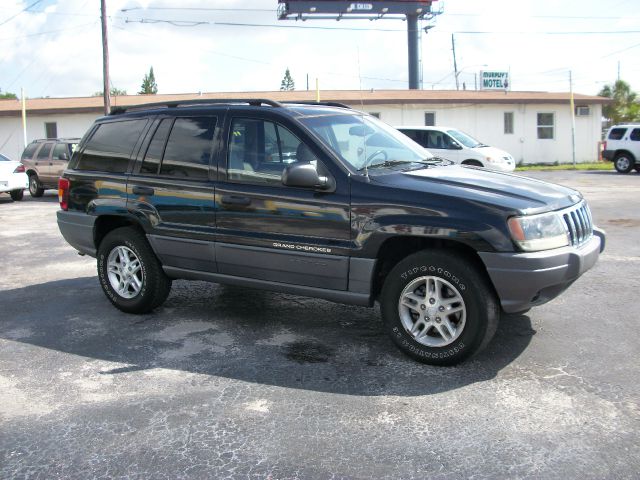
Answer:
[516, 162, 612, 171]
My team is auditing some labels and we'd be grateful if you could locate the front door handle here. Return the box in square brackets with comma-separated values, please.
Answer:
[132, 186, 155, 196]
[221, 195, 251, 206]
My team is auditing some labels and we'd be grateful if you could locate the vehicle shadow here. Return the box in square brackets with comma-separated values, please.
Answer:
[0, 277, 535, 397]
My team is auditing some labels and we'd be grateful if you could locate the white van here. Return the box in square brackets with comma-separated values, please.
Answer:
[396, 126, 516, 172]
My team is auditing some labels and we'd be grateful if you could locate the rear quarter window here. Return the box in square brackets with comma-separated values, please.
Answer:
[608, 128, 627, 140]
[21, 143, 38, 160]
[76, 119, 147, 173]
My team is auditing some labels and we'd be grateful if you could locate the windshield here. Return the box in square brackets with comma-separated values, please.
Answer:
[299, 113, 433, 171]
[447, 129, 483, 148]
[0, 153, 10, 161]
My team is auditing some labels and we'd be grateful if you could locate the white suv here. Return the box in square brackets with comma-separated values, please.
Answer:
[396, 126, 515, 172]
[603, 124, 640, 173]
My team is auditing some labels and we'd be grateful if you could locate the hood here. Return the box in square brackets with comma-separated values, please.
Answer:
[475, 145, 512, 160]
[372, 165, 581, 215]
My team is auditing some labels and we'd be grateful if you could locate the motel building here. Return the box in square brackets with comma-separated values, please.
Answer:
[0, 89, 609, 164]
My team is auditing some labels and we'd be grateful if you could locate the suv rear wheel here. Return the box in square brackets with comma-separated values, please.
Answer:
[97, 227, 172, 313]
[380, 250, 499, 366]
[614, 153, 635, 173]
[28, 174, 45, 197]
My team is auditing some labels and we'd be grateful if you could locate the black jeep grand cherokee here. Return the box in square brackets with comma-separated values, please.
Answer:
[57, 99, 605, 365]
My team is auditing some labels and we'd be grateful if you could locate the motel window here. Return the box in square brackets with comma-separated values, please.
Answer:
[424, 112, 436, 126]
[45, 122, 58, 139]
[537, 113, 555, 139]
[504, 112, 514, 134]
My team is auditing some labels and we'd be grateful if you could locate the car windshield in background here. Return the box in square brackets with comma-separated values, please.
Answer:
[0, 154, 10, 161]
[300, 113, 433, 171]
[447, 129, 483, 148]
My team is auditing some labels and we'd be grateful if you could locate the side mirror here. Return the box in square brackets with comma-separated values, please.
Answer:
[282, 163, 334, 191]
[450, 141, 463, 150]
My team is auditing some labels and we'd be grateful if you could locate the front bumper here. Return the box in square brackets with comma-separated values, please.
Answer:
[57, 210, 97, 257]
[488, 161, 516, 172]
[478, 228, 605, 313]
[0, 173, 28, 193]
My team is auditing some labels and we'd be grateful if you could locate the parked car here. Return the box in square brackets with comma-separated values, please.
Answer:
[602, 124, 640, 173]
[396, 126, 516, 172]
[0, 153, 28, 201]
[57, 100, 604, 366]
[21, 138, 79, 197]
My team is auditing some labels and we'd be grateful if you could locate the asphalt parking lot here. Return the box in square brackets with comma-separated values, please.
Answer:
[1, 170, 638, 479]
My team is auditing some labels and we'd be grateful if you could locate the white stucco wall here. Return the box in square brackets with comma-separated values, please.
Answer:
[351, 102, 603, 164]
[0, 112, 99, 160]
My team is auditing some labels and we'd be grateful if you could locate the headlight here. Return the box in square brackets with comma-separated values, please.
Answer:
[508, 212, 569, 251]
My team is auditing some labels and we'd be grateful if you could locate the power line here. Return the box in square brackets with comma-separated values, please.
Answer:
[0, 0, 43, 27]
[123, 18, 640, 35]
[0, 21, 97, 42]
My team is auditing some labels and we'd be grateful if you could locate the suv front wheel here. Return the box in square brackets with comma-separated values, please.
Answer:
[614, 153, 635, 173]
[28, 174, 45, 197]
[97, 227, 172, 313]
[380, 250, 499, 366]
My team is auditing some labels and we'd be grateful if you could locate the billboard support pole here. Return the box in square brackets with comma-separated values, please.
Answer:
[407, 14, 419, 89]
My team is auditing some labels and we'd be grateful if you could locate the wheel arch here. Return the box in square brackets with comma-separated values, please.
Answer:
[614, 150, 636, 162]
[94, 215, 146, 251]
[371, 235, 494, 300]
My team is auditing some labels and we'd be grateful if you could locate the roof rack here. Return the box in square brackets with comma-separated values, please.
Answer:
[110, 98, 283, 115]
[283, 101, 352, 109]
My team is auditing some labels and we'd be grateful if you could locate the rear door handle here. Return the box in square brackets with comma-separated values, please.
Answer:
[221, 195, 251, 206]
[132, 186, 155, 196]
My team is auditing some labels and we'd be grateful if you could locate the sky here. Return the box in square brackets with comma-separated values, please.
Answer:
[0, 0, 639, 99]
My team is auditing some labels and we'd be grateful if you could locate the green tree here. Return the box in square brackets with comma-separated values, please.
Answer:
[598, 79, 640, 126]
[92, 87, 127, 97]
[0, 89, 18, 100]
[280, 68, 295, 91]
[139, 66, 158, 94]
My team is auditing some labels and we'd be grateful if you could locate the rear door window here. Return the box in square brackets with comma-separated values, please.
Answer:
[140, 119, 173, 175]
[36, 143, 53, 160]
[608, 128, 627, 140]
[77, 119, 147, 173]
[159, 117, 216, 180]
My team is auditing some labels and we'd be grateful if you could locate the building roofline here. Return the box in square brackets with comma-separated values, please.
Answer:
[0, 89, 612, 117]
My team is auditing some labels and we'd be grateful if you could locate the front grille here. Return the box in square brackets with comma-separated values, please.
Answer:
[562, 201, 593, 246]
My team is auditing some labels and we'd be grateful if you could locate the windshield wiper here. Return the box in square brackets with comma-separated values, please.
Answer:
[359, 160, 411, 171]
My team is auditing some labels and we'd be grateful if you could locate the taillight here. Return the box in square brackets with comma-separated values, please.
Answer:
[58, 177, 70, 211]
[13, 163, 25, 173]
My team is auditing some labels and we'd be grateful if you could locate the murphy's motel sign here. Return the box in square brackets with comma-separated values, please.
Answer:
[480, 71, 510, 90]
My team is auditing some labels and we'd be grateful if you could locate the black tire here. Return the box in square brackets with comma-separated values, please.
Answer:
[380, 250, 499, 366]
[614, 153, 635, 174]
[28, 174, 45, 197]
[97, 226, 172, 313]
[10, 189, 24, 201]
[462, 160, 483, 167]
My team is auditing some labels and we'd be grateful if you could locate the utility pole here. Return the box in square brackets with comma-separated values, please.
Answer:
[21, 88, 27, 148]
[452, 34, 459, 90]
[407, 14, 419, 89]
[569, 70, 576, 168]
[101, 0, 110, 116]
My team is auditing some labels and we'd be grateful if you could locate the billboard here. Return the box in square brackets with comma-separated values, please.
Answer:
[479, 71, 510, 90]
[278, 1, 437, 19]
